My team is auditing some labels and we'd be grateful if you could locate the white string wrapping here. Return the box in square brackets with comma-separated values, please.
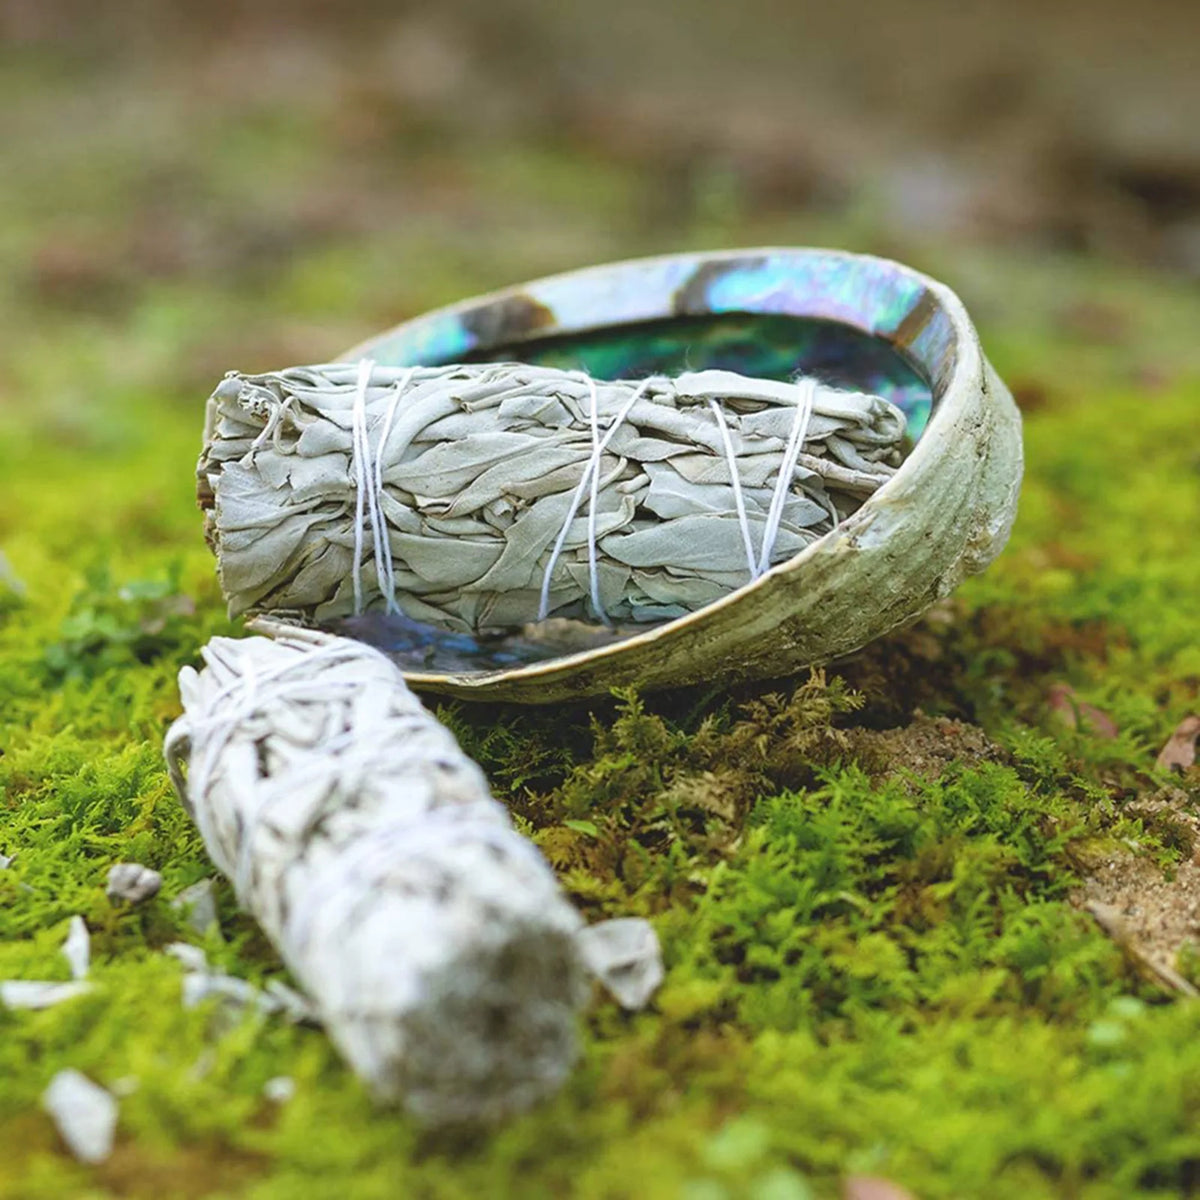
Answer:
[708, 397, 758, 581]
[758, 378, 816, 576]
[164, 629, 593, 1124]
[372, 365, 417, 612]
[536, 375, 655, 623]
[200, 363, 906, 633]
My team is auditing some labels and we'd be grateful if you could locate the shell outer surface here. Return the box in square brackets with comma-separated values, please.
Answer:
[344, 247, 1023, 702]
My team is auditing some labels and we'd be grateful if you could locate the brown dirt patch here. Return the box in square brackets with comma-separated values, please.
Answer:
[1077, 787, 1200, 994]
[845, 712, 1009, 780]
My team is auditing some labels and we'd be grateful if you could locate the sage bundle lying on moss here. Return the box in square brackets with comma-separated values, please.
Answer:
[164, 627, 594, 1124]
[200, 362, 906, 633]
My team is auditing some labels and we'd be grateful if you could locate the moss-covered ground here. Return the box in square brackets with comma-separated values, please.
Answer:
[2, 30, 1200, 1200]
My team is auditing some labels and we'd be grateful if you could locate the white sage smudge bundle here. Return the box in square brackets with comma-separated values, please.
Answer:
[164, 627, 593, 1124]
[199, 362, 906, 633]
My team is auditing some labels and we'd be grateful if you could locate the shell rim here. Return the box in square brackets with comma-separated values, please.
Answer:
[340, 246, 983, 691]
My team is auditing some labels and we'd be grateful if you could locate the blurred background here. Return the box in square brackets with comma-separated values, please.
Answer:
[3, 0, 1200, 401]
[2, 9, 1199, 1190]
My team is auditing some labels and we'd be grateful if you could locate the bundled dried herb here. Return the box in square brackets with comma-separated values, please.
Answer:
[164, 629, 590, 1120]
[200, 362, 906, 634]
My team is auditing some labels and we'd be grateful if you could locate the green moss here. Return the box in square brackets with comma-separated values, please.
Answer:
[3, 47, 1200, 1200]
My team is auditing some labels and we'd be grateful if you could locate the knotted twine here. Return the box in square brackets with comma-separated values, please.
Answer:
[199, 362, 906, 633]
[164, 627, 660, 1123]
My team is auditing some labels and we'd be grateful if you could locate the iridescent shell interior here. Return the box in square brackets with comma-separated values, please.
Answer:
[337, 249, 953, 674]
[482, 313, 931, 440]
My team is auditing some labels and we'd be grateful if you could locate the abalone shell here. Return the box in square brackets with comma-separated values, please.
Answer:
[333, 248, 1021, 700]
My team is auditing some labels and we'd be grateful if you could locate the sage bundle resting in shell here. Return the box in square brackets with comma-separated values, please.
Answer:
[164, 627, 595, 1123]
[199, 362, 906, 634]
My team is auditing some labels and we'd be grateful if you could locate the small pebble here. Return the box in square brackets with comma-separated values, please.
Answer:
[41, 1069, 118, 1164]
[106, 862, 163, 905]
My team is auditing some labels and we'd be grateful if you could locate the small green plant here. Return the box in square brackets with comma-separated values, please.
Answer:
[42, 562, 198, 683]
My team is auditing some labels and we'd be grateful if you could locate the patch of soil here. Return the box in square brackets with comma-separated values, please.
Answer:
[1077, 787, 1200, 993]
[845, 712, 1009, 780]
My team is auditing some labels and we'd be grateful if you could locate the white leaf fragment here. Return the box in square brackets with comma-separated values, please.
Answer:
[164, 941, 209, 973]
[182, 971, 260, 1011]
[165, 630, 592, 1124]
[171, 878, 218, 933]
[575, 918, 664, 1010]
[106, 862, 163, 904]
[263, 1076, 296, 1103]
[167, 942, 316, 1021]
[263, 979, 315, 1022]
[0, 852, 12, 870]
[62, 916, 89, 981]
[1, 981, 91, 1010]
[0, 549, 25, 597]
[181, 971, 315, 1020]
[41, 1070, 118, 1164]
